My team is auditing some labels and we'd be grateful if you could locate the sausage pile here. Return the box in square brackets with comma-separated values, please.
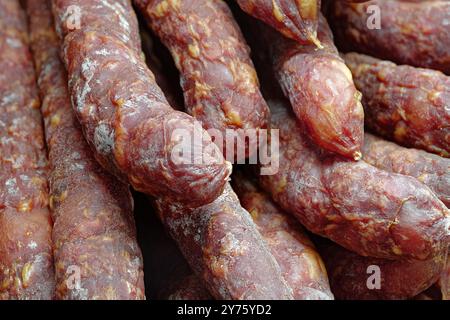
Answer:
[0, 0, 448, 300]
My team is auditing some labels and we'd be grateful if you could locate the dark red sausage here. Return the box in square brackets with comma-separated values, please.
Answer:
[231, 172, 333, 300]
[27, 0, 145, 300]
[135, 0, 270, 161]
[329, 0, 450, 74]
[237, 0, 322, 46]
[262, 15, 364, 159]
[51, 0, 231, 207]
[258, 97, 449, 260]
[362, 134, 450, 207]
[157, 173, 333, 300]
[321, 242, 446, 300]
[154, 184, 294, 300]
[345, 52, 450, 158]
[0, 0, 55, 300]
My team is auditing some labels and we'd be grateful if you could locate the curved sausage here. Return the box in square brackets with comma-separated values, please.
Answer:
[261, 15, 364, 159]
[135, 0, 270, 161]
[258, 97, 449, 260]
[27, 0, 145, 300]
[0, 0, 55, 300]
[51, 0, 231, 207]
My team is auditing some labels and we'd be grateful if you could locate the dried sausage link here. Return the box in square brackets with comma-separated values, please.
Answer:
[236, 0, 322, 46]
[362, 133, 450, 207]
[231, 172, 333, 300]
[328, 0, 450, 74]
[258, 98, 449, 260]
[344, 52, 450, 158]
[159, 173, 334, 300]
[51, 0, 231, 207]
[0, 0, 55, 300]
[320, 242, 446, 300]
[262, 15, 364, 159]
[154, 184, 294, 300]
[27, 0, 145, 300]
[135, 0, 270, 161]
